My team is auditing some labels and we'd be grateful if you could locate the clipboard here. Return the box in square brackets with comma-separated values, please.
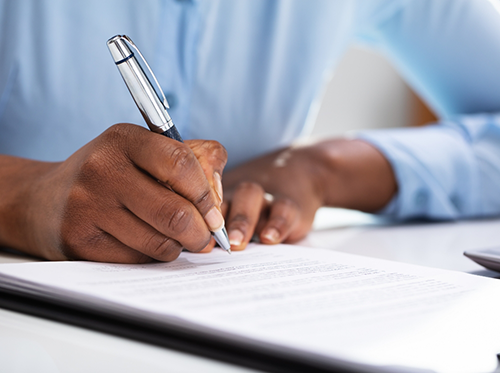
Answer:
[0, 284, 397, 373]
[1, 245, 499, 373]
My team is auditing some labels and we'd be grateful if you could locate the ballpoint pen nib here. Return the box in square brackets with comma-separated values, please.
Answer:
[212, 227, 231, 254]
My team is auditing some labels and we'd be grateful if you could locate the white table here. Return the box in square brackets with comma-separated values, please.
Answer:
[1, 208, 498, 373]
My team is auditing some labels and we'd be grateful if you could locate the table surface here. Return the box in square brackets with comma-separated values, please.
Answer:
[1, 208, 499, 373]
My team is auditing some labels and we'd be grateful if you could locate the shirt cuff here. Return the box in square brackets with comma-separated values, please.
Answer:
[356, 119, 487, 220]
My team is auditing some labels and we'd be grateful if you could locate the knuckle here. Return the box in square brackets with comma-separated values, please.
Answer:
[77, 149, 126, 186]
[236, 181, 264, 195]
[78, 151, 108, 182]
[146, 235, 181, 261]
[58, 223, 103, 260]
[193, 189, 212, 211]
[217, 142, 228, 159]
[229, 213, 252, 230]
[269, 215, 288, 227]
[100, 123, 140, 162]
[169, 145, 196, 173]
[103, 123, 134, 142]
[206, 140, 228, 163]
[65, 183, 91, 207]
[268, 198, 300, 229]
[158, 201, 192, 233]
[277, 197, 299, 211]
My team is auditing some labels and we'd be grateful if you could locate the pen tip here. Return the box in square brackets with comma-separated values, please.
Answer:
[212, 227, 232, 254]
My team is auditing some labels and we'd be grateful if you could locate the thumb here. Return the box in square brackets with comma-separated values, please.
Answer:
[186, 139, 227, 205]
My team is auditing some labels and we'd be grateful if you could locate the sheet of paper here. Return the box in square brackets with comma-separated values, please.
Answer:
[1, 244, 499, 373]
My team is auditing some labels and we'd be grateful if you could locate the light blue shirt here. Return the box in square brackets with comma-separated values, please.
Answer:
[1, 0, 500, 221]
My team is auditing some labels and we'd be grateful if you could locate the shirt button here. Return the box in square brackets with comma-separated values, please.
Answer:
[164, 92, 178, 110]
[415, 190, 428, 207]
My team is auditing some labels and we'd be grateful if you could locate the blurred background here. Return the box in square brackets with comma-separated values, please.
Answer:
[311, 45, 437, 138]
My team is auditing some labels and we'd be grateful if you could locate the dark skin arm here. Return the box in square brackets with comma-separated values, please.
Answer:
[220, 139, 397, 250]
[0, 123, 227, 262]
[0, 128, 394, 260]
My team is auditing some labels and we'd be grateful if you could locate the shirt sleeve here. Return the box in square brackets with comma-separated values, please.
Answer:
[358, 116, 500, 219]
[355, 0, 500, 220]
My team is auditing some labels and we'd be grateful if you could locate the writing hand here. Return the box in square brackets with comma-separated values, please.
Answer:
[0, 123, 227, 263]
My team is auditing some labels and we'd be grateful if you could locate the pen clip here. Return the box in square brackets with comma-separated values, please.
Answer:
[119, 35, 170, 109]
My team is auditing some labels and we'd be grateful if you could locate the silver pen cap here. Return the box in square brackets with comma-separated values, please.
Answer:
[107, 35, 173, 134]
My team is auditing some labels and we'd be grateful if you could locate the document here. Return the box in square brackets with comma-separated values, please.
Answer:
[0, 244, 499, 373]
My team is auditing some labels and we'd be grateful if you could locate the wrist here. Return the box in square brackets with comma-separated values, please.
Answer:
[0, 155, 60, 256]
[304, 138, 397, 212]
[290, 144, 331, 208]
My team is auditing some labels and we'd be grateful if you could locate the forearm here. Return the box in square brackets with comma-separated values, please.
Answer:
[0, 155, 59, 256]
[305, 139, 397, 212]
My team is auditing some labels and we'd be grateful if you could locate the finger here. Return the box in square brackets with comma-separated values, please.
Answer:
[259, 197, 300, 245]
[117, 166, 212, 253]
[199, 237, 216, 253]
[113, 124, 224, 232]
[97, 206, 184, 262]
[62, 229, 153, 264]
[226, 182, 265, 251]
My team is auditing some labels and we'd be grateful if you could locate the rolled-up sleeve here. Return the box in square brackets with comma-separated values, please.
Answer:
[355, 0, 500, 220]
[359, 115, 500, 219]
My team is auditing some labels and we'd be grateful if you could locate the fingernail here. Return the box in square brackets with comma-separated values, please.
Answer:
[228, 229, 244, 247]
[262, 228, 280, 244]
[213, 172, 223, 203]
[205, 206, 224, 231]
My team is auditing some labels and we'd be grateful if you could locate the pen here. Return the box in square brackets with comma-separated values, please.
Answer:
[106, 35, 231, 254]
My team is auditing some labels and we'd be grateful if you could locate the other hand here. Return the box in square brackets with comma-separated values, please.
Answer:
[221, 144, 324, 251]
[218, 139, 396, 251]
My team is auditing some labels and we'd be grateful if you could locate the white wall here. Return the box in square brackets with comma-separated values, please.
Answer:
[311, 45, 412, 138]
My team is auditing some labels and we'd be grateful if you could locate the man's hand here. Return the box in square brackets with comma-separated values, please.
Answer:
[0, 123, 227, 263]
[221, 139, 397, 251]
